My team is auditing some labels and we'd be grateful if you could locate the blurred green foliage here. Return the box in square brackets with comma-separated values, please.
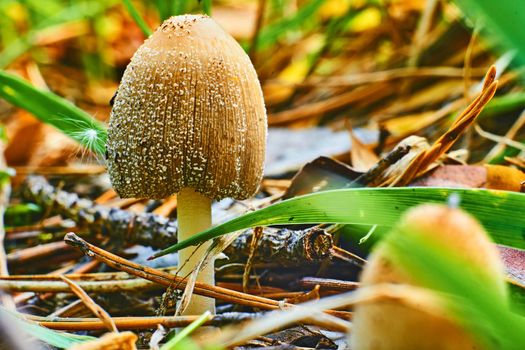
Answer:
[385, 221, 525, 350]
[0, 306, 94, 348]
[454, 0, 525, 66]
[0, 0, 117, 74]
[1, 0, 524, 160]
[5, 202, 40, 227]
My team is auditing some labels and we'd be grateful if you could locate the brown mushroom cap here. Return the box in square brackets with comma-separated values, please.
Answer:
[106, 15, 267, 199]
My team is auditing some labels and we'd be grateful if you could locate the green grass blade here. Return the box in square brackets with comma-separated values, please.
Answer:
[201, 0, 212, 15]
[174, 0, 188, 16]
[160, 311, 212, 350]
[385, 225, 525, 349]
[0, 306, 94, 348]
[0, 70, 108, 155]
[155, 0, 169, 21]
[122, 0, 153, 37]
[481, 92, 525, 118]
[151, 187, 525, 259]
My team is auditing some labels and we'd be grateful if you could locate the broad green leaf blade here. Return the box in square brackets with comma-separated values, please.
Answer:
[0, 306, 94, 348]
[0, 71, 108, 155]
[151, 187, 525, 259]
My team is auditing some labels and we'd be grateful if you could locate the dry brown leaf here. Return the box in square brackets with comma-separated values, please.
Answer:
[28, 125, 78, 167]
[284, 156, 361, 199]
[409, 164, 525, 192]
[375, 135, 430, 187]
[410, 164, 487, 188]
[350, 131, 379, 172]
[69, 332, 137, 350]
[268, 83, 389, 125]
[374, 79, 462, 118]
[379, 110, 438, 138]
[4, 111, 43, 166]
[485, 165, 525, 192]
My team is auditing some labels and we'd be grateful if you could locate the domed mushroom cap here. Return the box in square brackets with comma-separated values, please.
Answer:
[107, 15, 267, 200]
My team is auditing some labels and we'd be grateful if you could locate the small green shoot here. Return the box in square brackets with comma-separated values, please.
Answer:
[160, 311, 212, 350]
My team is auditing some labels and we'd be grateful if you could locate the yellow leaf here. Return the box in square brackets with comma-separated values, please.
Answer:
[319, 0, 352, 19]
[350, 7, 382, 32]
[5, 2, 27, 24]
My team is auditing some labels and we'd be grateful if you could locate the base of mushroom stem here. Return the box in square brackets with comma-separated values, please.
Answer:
[176, 188, 215, 315]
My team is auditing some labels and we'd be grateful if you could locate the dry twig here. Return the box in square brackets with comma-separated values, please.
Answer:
[60, 275, 118, 333]
[64, 233, 351, 330]
[64, 233, 288, 310]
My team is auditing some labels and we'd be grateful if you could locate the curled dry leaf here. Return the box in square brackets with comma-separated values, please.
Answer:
[390, 66, 498, 186]
[350, 131, 380, 172]
[374, 135, 430, 187]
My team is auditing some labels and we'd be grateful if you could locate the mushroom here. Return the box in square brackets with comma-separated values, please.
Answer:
[351, 204, 507, 350]
[106, 15, 267, 315]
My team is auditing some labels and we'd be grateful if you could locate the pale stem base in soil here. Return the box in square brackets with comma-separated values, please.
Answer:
[177, 188, 215, 315]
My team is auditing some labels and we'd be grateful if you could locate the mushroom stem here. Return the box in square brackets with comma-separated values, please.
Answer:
[177, 188, 215, 315]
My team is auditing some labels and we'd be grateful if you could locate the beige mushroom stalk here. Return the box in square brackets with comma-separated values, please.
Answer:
[351, 204, 507, 350]
[106, 15, 267, 315]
